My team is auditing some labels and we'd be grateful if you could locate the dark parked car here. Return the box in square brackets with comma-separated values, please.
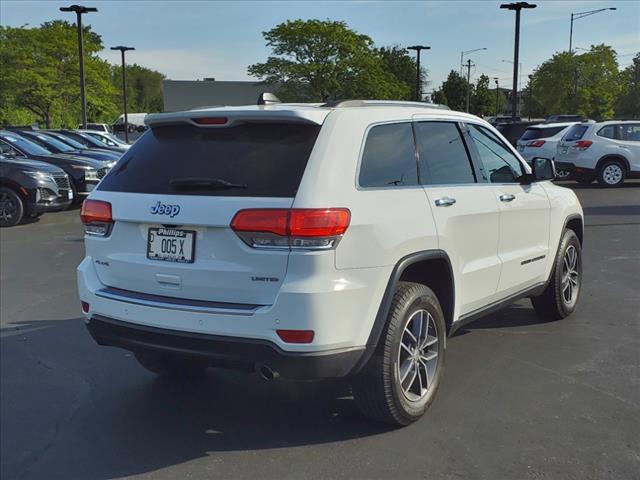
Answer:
[49, 129, 128, 154]
[16, 130, 121, 162]
[0, 131, 109, 202]
[0, 154, 72, 227]
[495, 121, 541, 146]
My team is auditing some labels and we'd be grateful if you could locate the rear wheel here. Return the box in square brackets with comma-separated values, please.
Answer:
[134, 351, 208, 378]
[531, 229, 582, 320]
[352, 282, 446, 426]
[597, 160, 625, 187]
[0, 187, 24, 227]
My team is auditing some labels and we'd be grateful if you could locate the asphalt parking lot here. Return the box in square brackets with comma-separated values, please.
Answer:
[1, 182, 639, 480]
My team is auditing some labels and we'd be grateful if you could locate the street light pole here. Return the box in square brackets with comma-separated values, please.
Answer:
[465, 59, 475, 113]
[500, 2, 536, 121]
[460, 47, 487, 76]
[60, 4, 97, 129]
[568, 7, 616, 109]
[110, 46, 135, 143]
[494, 77, 500, 117]
[407, 45, 430, 102]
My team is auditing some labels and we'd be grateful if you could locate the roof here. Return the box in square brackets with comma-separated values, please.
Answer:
[146, 100, 470, 129]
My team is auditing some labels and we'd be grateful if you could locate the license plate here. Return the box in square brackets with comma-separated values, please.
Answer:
[68, 189, 73, 200]
[147, 228, 195, 263]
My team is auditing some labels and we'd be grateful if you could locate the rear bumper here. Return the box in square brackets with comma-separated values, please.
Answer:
[86, 315, 365, 380]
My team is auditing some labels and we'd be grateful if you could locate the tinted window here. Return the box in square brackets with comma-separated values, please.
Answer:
[359, 123, 418, 187]
[563, 125, 589, 142]
[0, 134, 51, 156]
[45, 132, 86, 150]
[26, 133, 74, 152]
[597, 125, 617, 139]
[414, 122, 475, 185]
[520, 126, 566, 141]
[468, 124, 523, 183]
[99, 123, 320, 197]
[620, 123, 640, 142]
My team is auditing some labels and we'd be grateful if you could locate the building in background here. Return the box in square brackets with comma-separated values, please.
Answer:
[163, 79, 277, 112]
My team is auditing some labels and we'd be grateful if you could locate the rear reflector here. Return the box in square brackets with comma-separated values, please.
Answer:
[192, 117, 228, 125]
[80, 199, 113, 236]
[277, 329, 315, 343]
[81, 301, 90, 314]
[231, 208, 350, 250]
[526, 140, 545, 147]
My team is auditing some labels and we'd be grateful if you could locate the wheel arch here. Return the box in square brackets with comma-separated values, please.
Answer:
[350, 250, 455, 375]
[596, 154, 630, 174]
[0, 179, 27, 197]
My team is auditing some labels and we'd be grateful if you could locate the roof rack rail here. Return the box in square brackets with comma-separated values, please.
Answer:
[321, 100, 450, 110]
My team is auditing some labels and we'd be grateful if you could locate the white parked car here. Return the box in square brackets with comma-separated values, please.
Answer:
[77, 98, 584, 426]
[516, 122, 579, 177]
[79, 130, 131, 150]
[556, 120, 640, 186]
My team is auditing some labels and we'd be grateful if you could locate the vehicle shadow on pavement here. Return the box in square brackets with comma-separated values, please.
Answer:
[457, 303, 555, 333]
[1, 318, 391, 480]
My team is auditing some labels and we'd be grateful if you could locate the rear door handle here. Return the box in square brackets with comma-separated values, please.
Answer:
[435, 197, 456, 207]
[499, 194, 516, 202]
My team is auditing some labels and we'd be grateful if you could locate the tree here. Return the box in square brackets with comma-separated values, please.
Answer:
[615, 52, 640, 118]
[432, 70, 469, 111]
[376, 45, 427, 101]
[523, 45, 620, 120]
[111, 63, 165, 114]
[471, 74, 493, 116]
[248, 19, 409, 102]
[0, 21, 118, 127]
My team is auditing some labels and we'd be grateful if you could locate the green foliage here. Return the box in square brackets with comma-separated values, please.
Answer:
[248, 19, 411, 102]
[112, 63, 165, 113]
[523, 45, 624, 120]
[472, 74, 493, 117]
[433, 71, 469, 112]
[615, 53, 640, 118]
[1, 21, 164, 128]
[376, 45, 427, 101]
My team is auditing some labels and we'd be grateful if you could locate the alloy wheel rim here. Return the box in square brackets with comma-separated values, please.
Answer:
[561, 245, 580, 305]
[397, 309, 439, 402]
[557, 169, 571, 179]
[0, 193, 16, 222]
[603, 164, 622, 184]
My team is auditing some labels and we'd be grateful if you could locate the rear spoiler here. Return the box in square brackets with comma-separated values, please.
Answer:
[145, 107, 329, 129]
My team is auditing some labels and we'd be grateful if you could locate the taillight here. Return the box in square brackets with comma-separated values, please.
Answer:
[574, 140, 593, 151]
[526, 140, 545, 147]
[81, 301, 90, 314]
[80, 199, 113, 236]
[231, 208, 351, 250]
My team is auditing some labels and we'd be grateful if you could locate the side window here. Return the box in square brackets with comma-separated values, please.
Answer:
[597, 125, 617, 139]
[359, 123, 418, 187]
[467, 124, 524, 183]
[620, 124, 640, 142]
[0, 140, 18, 156]
[414, 121, 476, 185]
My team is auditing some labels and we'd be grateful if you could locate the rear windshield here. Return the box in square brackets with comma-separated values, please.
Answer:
[563, 125, 589, 142]
[98, 122, 320, 197]
[520, 126, 566, 141]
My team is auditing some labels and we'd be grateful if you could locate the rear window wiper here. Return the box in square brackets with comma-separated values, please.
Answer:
[169, 177, 248, 191]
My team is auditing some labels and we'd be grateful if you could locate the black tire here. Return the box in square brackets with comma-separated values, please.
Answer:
[134, 351, 208, 378]
[531, 229, 582, 320]
[26, 211, 43, 219]
[352, 282, 446, 426]
[0, 187, 24, 227]
[597, 159, 626, 187]
[70, 180, 82, 205]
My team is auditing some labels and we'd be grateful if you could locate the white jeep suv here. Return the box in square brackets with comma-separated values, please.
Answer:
[556, 120, 640, 186]
[77, 98, 584, 426]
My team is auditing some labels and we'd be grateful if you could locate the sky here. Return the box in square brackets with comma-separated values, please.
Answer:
[1, 0, 638, 91]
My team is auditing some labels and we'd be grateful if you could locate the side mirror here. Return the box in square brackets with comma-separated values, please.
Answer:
[531, 157, 556, 181]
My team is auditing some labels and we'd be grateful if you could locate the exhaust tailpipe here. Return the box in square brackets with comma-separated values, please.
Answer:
[255, 363, 279, 381]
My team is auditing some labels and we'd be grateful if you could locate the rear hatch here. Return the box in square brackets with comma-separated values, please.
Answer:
[88, 115, 323, 306]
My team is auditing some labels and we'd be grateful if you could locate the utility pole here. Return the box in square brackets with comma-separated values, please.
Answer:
[110, 46, 135, 143]
[60, 5, 98, 129]
[407, 45, 430, 102]
[494, 77, 500, 116]
[465, 59, 474, 113]
[500, 2, 537, 121]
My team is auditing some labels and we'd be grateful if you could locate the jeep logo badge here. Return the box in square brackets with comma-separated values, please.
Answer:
[150, 201, 180, 218]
